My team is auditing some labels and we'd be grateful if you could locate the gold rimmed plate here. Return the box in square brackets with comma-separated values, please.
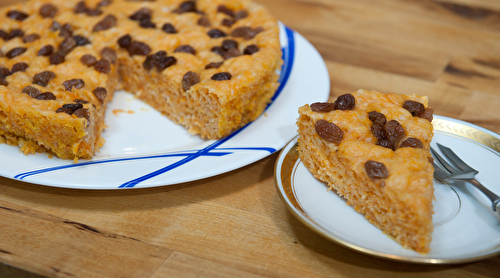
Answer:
[274, 115, 500, 264]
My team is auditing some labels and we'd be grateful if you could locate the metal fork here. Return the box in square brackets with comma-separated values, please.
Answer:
[431, 143, 500, 215]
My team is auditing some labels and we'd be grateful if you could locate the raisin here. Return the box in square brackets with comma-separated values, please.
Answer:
[376, 138, 395, 151]
[222, 39, 238, 50]
[94, 59, 111, 73]
[174, 45, 196, 55]
[231, 26, 262, 40]
[50, 21, 61, 32]
[371, 122, 387, 140]
[80, 54, 97, 67]
[74, 99, 89, 104]
[56, 103, 83, 115]
[63, 79, 85, 91]
[211, 46, 225, 56]
[385, 120, 405, 146]
[129, 8, 152, 21]
[97, 0, 112, 7]
[0, 30, 8, 40]
[364, 160, 389, 179]
[0, 77, 7, 86]
[234, 10, 248, 20]
[182, 71, 200, 91]
[33, 71, 55, 87]
[36, 92, 56, 100]
[93, 87, 107, 103]
[49, 51, 65, 65]
[11, 62, 28, 74]
[211, 72, 232, 81]
[139, 20, 156, 29]
[368, 111, 386, 125]
[74, 1, 88, 13]
[174, 1, 197, 13]
[400, 137, 424, 149]
[197, 17, 211, 27]
[402, 100, 425, 117]
[205, 62, 223, 69]
[0, 67, 11, 78]
[310, 102, 335, 113]
[23, 33, 40, 43]
[100, 47, 116, 64]
[155, 56, 176, 72]
[223, 48, 240, 60]
[22, 86, 41, 98]
[315, 119, 343, 144]
[58, 24, 73, 37]
[162, 23, 177, 34]
[37, 45, 54, 56]
[217, 5, 234, 17]
[207, 29, 227, 38]
[6, 47, 26, 59]
[8, 29, 24, 40]
[333, 93, 355, 110]
[419, 107, 434, 122]
[39, 4, 58, 18]
[86, 9, 103, 16]
[92, 15, 117, 32]
[117, 34, 132, 48]
[127, 41, 151, 56]
[58, 36, 77, 55]
[73, 108, 90, 121]
[143, 55, 155, 70]
[73, 35, 91, 46]
[222, 18, 235, 27]
[7, 11, 28, 21]
[243, 44, 259, 55]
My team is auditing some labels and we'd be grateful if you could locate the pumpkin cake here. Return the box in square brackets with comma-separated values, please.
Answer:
[296, 89, 435, 253]
[0, 0, 282, 160]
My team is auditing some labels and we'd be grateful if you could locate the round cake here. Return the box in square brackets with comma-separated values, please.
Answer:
[0, 0, 282, 160]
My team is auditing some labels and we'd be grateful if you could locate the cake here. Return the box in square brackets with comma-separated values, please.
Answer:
[0, 0, 282, 161]
[297, 89, 435, 253]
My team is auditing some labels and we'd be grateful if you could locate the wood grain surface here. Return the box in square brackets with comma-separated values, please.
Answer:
[1, 0, 500, 277]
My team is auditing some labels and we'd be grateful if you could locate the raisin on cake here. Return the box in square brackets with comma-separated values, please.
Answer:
[297, 89, 435, 253]
[0, 0, 282, 161]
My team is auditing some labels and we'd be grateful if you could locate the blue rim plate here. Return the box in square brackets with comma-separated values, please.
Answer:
[0, 23, 330, 189]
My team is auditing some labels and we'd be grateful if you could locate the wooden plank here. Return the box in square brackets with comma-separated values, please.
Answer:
[151, 252, 264, 278]
[261, 0, 500, 59]
[0, 156, 494, 278]
[459, 91, 500, 132]
[324, 60, 474, 121]
[437, 56, 500, 94]
[0, 200, 173, 278]
[304, 30, 449, 81]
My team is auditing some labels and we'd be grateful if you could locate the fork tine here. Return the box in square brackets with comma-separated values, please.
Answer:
[432, 162, 448, 183]
[436, 143, 477, 173]
[430, 147, 460, 174]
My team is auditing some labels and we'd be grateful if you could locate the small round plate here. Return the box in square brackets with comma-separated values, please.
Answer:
[274, 115, 500, 264]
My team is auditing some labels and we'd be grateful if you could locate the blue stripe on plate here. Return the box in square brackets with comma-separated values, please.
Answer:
[14, 25, 296, 188]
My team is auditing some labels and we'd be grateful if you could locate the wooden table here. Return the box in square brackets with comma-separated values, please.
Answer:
[1, 0, 499, 277]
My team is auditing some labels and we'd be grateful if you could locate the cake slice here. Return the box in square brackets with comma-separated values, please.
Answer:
[297, 89, 435, 253]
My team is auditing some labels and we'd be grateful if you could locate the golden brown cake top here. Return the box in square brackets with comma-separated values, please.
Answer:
[0, 0, 282, 117]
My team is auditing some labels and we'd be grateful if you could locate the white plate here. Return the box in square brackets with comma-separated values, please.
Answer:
[275, 115, 500, 264]
[0, 24, 330, 189]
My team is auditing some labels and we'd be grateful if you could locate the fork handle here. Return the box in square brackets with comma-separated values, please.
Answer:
[466, 179, 500, 214]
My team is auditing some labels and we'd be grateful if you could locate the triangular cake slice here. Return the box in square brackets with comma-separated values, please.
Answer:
[297, 89, 435, 253]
